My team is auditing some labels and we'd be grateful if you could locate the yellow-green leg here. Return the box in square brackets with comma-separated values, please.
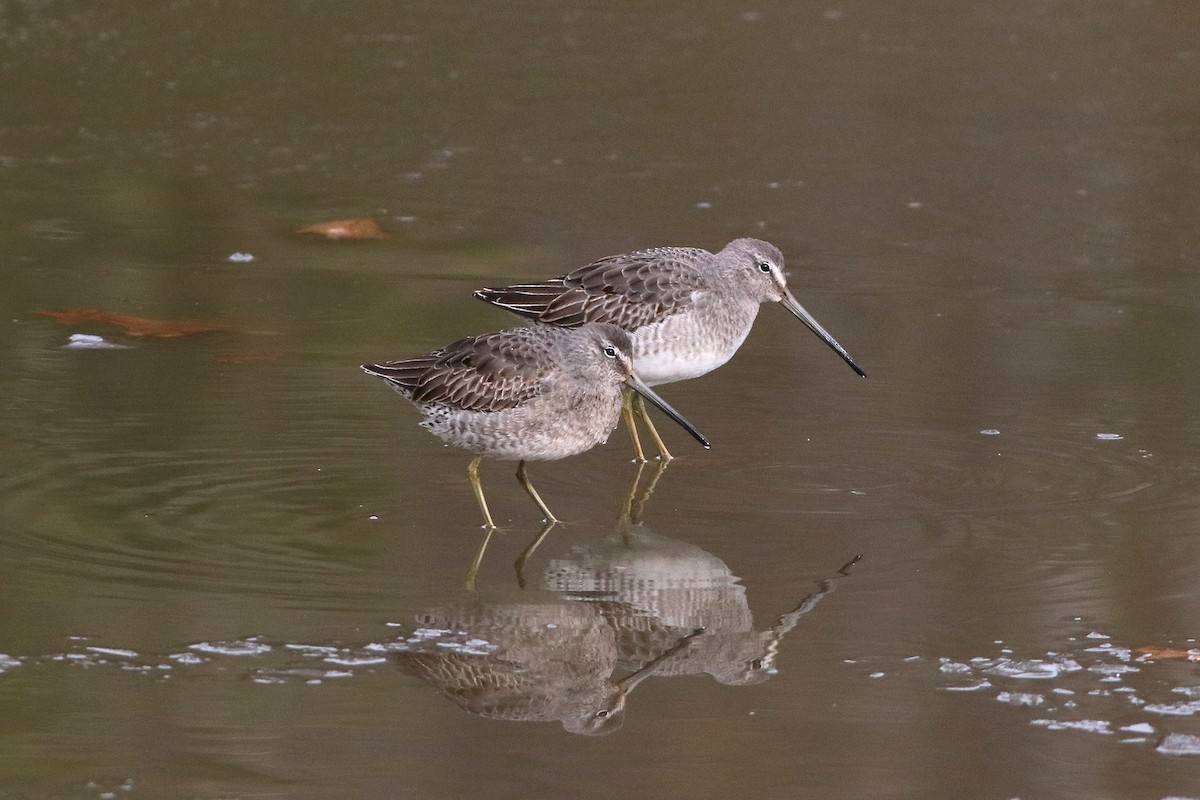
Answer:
[464, 526, 495, 591]
[630, 458, 669, 525]
[619, 460, 670, 542]
[515, 460, 559, 525]
[514, 519, 557, 589]
[633, 393, 673, 461]
[621, 389, 648, 463]
[619, 461, 649, 530]
[467, 455, 497, 529]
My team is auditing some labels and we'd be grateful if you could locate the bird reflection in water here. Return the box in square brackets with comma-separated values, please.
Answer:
[394, 464, 858, 732]
[542, 512, 859, 687]
[394, 592, 701, 735]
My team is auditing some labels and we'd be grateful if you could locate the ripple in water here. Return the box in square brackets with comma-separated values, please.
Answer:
[0, 362, 386, 604]
[716, 423, 1194, 522]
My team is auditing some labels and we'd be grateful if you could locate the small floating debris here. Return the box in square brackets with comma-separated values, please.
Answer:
[85, 778, 134, 797]
[977, 656, 1083, 679]
[1030, 718, 1113, 735]
[979, 429, 1000, 436]
[86, 646, 138, 659]
[167, 651, 205, 665]
[409, 627, 455, 640]
[938, 659, 972, 675]
[252, 674, 287, 685]
[934, 637, 1200, 757]
[284, 644, 339, 656]
[1088, 662, 1140, 676]
[297, 217, 389, 240]
[1134, 645, 1200, 662]
[1144, 700, 1200, 717]
[942, 680, 992, 692]
[1157, 732, 1200, 756]
[63, 333, 131, 350]
[324, 655, 388, 667]
[996, 692, 1044, 707]
[227, 252, 255, 263]
[1096, 433, 1123, 441]
[188, 638, 272, 656]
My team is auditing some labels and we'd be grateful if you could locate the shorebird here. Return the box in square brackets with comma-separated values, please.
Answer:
[362, 322, 708, 528]
[475, 238, 865, 461]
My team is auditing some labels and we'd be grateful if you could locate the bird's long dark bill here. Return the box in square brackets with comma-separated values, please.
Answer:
[615, 627, 705, 695]
[780, 290, 867, 378]
[626, 374, 710, 449]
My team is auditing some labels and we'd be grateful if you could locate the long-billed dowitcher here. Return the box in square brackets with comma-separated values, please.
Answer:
[362, 322, 708, 528]
[475, 238, 865, 461]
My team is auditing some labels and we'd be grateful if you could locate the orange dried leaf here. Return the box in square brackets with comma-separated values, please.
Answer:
[297, 217, 389, 240]
[34, 308, 263, 338]
[1134, 646, 1200, 661]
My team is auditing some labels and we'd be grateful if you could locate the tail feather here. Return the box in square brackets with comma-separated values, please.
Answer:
[474, 283, 567, 320]
[361, 358, 436, 396]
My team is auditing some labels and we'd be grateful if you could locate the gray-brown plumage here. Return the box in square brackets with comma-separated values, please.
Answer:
[475, 238, 864, 461]
[481, 247, 712, 335]
[394, 592, 697, 735]
[362, 322, 708, 527]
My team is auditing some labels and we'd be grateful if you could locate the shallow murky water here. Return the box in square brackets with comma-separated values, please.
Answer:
[3, 1, 1200, 798]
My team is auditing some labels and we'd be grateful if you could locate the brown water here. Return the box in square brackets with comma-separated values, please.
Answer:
[3, 1, 1200, 797]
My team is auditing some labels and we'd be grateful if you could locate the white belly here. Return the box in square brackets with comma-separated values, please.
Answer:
[632, 346, 740, 386]
[630, 305, 758, 387]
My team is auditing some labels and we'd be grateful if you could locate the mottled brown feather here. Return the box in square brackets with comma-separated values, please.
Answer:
[475, 247, 713, 330]
[362, 327, 556, 413]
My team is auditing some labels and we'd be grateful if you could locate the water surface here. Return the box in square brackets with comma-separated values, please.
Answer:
[2, 1, 1200, 798]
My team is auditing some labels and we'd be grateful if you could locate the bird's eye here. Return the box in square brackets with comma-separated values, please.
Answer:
[756, 259, 772, 273]
[750, 658, 764, 670]
[602, 345, 618, 358]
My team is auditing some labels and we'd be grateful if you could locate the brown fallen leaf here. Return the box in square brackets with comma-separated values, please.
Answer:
[297, 217, 389, 240]
[35, 308, 271, 338]
[1134, 646, 1200, 661]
